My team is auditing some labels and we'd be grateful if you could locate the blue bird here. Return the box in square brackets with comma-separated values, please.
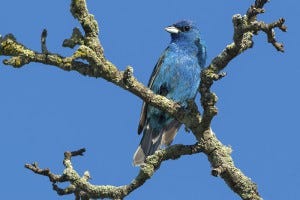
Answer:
[133, 20, 206, 166]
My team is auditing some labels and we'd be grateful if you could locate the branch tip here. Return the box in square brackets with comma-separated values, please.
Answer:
[63, 27, 84, 48]
[83, 171, 91, 180]
[123, 66, 134, 87]
[213, 72, 227, 81]
[71, 148, 86, 156]
[41, 29, 49, 54]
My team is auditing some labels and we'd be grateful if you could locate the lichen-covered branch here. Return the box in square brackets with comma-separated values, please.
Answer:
[196, 1, 285, 199]
[0, 0, 286, 199]
[25, 144, 203, 199]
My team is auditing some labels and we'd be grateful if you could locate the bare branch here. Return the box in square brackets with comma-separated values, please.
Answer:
[250, 18, 287, 52]
[24, 162, 67, 183]
[70, 0, 104, 57]
[41, 29, 49, 54]
[63, 27, 84, 48]
[25, 144, 203, 199]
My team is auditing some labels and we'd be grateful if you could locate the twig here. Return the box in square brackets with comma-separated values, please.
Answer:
[25, 144, 203, 199]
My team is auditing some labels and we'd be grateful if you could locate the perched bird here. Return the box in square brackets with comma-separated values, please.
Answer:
[133, 20, 206, 166]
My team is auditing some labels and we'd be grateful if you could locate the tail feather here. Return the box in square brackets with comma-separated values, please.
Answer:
[133, 120, 181, 166]
[161, 120, 181, 146]
[133, 125, 162, 166]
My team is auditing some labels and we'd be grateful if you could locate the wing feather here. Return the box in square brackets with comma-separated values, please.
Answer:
[137, 48, 169, 134]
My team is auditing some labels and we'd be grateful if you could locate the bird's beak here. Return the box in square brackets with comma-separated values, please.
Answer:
[165, 26, 180, 34]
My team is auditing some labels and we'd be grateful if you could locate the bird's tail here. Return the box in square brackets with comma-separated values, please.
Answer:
[133, 120, 181, 166]
[133, 125, 162, 166]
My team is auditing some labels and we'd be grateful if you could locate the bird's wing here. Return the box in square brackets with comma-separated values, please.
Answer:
[197, 39, 207, 68]
[137, 48, 168, 134]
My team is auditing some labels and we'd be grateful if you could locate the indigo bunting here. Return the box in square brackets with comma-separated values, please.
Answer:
[133, 20, 206, 166]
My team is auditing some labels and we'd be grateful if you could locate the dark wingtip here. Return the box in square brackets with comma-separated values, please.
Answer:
[138, 124, 143, 135]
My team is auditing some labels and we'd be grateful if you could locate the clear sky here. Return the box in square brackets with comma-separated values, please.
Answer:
[0, 0, 298, 199]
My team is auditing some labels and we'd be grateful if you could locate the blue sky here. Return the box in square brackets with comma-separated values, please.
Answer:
[0, 0, 298, 199]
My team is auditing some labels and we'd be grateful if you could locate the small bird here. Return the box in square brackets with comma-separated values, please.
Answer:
[133, 20, 206, 166]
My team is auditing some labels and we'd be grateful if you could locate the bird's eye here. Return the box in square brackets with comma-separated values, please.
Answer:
[183, 26, 191, 32]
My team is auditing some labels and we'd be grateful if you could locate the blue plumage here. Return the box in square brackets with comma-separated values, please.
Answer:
[133, 20, 206, 166]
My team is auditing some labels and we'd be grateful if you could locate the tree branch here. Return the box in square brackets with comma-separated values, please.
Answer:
[25, 144, 203, 199]
[1, 0, 286, 199]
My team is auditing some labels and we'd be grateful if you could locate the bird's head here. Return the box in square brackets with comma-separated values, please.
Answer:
[165, 20, 201, 43]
